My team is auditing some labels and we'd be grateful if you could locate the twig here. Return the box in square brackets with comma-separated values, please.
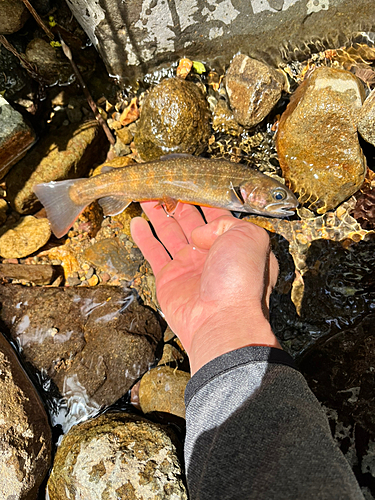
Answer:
[59, 34, 116, 146]
[0, 35, 43, 82]
[21, 0, 54, 40]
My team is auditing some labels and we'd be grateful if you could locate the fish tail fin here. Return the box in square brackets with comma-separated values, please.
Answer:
[33, 179, 88, 238]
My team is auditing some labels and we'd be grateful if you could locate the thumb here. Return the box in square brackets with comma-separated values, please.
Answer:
[191, 216, 248, 250]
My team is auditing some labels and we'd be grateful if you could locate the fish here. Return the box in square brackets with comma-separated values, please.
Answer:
[33, 154, 298, 238]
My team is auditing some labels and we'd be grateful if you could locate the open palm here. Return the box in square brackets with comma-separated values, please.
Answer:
[131, 202, 280, 373]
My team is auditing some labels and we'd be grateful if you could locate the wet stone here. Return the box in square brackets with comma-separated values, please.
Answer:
[276, 66, 366, 214]
[83, 237, 144, 280]
[0, 285, 162, 420]
[47, 412, 187, 500]
[225, 54, 285, 128]
[138, 366, 190, 419]
[0, 216, 51, 258]
[0, 332, 51, 499]
[0, 96, 36, 180]
[134, 77, 211, 161]
[358, 87, 375, 146]
[6, 120, 104, 214]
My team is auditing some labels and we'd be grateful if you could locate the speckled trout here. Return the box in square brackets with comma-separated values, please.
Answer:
[33, 154, 298, 238]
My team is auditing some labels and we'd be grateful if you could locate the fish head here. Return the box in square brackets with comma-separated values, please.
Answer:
[240, 176, 299, 217]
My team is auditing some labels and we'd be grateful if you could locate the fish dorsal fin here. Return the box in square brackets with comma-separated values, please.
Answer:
[98, 195, 132, 216]
[101, 165, 116, 174]
[160, 153, 193, 161]
[230, 183, 245, 204]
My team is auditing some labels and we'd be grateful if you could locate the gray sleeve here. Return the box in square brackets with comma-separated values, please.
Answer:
[184, 346, 364, 500]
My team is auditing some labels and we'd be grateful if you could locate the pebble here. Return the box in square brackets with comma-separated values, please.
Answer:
[276, 66, 366, 213]
[0, 216, 51, 259]
[116, 126, 134, 145]
[225, 54, 285, 128]
[87, 274, 99, 286]
[138, 366, 190, 419]
[83, 238, 143, 280]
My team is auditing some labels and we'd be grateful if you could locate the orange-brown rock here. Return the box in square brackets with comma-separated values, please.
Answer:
[276, 66, 366, 213]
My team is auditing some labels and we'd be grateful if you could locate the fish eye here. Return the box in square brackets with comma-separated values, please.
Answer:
[272, 188, 287, 201]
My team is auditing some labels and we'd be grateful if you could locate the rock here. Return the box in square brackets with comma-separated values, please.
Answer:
[25, 38, 74, 86]
[116, 125, 134, 145]
[358, 87, 375, 146]
[276, 66, 366, 214]
[0, 216, 51, 258]
[66, 0, 375, 83]
[134, 78, 211, 161]
[83, 237, 144, 280]
[47, 412, 187, 500]
[0, 285, 162, 423]
[0, 332, 51, 499]
[0, 262, 58, 284]
[0, 0, 29, 34]
[0, 96, 36, 180]
[225, 54, 285, 127]
[139, 366, 190, 419]
[6, 120, 104, 214]
[212, 98, 243, 136]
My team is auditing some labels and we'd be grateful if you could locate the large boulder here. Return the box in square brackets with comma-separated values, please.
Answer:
[47, 412, 188, 500]
[65, 0, 375, 82]
[0, 332, 51, 499]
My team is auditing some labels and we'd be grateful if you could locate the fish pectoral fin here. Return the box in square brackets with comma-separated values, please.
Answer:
[230, 184, 245, 204]
[157, 196, 179, 215]
[98, 195, 132, 216]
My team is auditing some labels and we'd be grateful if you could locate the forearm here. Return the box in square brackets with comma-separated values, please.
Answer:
[184, 346, 363, 500]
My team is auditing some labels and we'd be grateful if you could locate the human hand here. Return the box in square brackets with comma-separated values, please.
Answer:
[131, 202, 281, 374]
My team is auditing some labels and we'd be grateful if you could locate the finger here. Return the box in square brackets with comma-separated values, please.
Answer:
[173, 203, 206, 243]
[130, 217, 171, 276]
[191, 215, 246, 250]
[140, 201, 189, 257]
[202, 206, 233, 223]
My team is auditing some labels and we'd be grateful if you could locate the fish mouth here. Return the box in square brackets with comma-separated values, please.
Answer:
[264, 201, 299, 217]
[246, 203, 298, 218]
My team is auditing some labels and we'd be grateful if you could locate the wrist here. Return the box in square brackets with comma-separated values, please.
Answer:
[188, 309, 281, 375]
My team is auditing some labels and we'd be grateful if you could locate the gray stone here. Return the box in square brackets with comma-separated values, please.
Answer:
[65, 0, 375, 82]
[225, 54, 285, 127]
[47, 412, 187, 500]
[358, 88, 375, 146]
[0, 0, 29, 34]
[0, 285, 162, 428]
[0, 332, 51, 499]
[0, 96, 36, 180]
